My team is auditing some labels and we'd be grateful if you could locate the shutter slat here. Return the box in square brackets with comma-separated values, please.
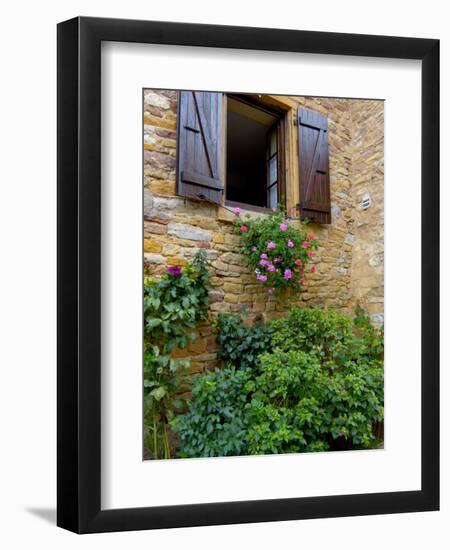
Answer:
[177, 91, 224, 204]
[180, 170, 224, 191]
[301, 200, 330, 213]
[298, 107, 331, 224]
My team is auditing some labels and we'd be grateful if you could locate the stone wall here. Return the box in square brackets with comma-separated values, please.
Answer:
[350, 101, 385, 325]
[143, 89, 384, 372]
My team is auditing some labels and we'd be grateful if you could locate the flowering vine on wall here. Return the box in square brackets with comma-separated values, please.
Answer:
[233, 207, 318, 295]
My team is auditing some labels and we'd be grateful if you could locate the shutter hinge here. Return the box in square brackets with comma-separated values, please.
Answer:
[184, 125, 200, 133]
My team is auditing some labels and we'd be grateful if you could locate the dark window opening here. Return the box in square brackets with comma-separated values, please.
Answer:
[226, 96, 282, 209]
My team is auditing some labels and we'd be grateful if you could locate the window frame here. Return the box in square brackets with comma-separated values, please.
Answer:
[223, 93, 288, 213]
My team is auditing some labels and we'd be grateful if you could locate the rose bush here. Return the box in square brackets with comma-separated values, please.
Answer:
[233, 207, 318, 294]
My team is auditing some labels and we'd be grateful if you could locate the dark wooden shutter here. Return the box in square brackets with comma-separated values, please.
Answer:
[298, 107, 331, 224]
[176, 91, 224, 204]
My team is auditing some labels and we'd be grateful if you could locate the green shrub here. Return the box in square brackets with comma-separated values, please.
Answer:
[172, 306, 384, 457]
[246, 349, 384, 454]
[215, 312, 274, 371]
[246, 351, 328, 454]
[271, 307, 354, 361]
[271, 306, 384, 368]
[170, 366, 253, 458]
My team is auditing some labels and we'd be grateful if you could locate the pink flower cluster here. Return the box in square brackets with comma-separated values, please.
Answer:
[236, 209, 318, 291]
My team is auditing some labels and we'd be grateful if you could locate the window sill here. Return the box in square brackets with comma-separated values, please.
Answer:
[217, 201, 273, 223]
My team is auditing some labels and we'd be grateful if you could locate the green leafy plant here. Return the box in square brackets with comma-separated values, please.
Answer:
[271, 306, 384, 369]
[271, 306, 355, 363]
[245, 351, 329, 454]
[215, 311, 274, 371]
[172, 306, 384, 457]
[170, 366, 253, 458]
[246, 348, 384, 454]
[232, 206, 318, 295]
[143, 250, 210, 459]
[353, 305, 384, 363]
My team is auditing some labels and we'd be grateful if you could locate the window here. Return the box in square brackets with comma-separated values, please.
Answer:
[176, 91, 331, 223]
[225, 96, 284, 210]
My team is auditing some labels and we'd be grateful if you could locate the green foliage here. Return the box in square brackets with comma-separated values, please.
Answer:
[215, 311, 274, 371]
[246, 348, 383, 454]
[353, 305, 384, 363]
[170, 366, 253, 458]
[233, 207, 318, 295]
[271, 306, 356, 364]
[246, 351, 325, 454]
[144, 251, 210, 353]
[271, 306, 384, 369]
[172, 306, 384, 457]
[143, 251, 210, 459]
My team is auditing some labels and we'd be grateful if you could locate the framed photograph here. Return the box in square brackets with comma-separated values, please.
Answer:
[57, 17, 439, 533]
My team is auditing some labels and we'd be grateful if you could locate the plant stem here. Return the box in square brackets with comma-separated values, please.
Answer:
[163, 419, 171, 459]
[153, 414, 158, 459]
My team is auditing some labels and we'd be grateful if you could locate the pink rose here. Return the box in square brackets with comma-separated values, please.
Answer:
[302, 241, 310, 248]
[307, 251, 313, 257]
[279, 223, 288, 231]
[267, 241, 277, 249]
[295, 259, 302, 266]
[311, 265, 317, 273]
[240, 225, 248, 232]
[287, 240, 294, 248]
[307, 233, 316, 240]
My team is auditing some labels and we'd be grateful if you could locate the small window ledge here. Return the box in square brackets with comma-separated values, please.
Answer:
[217, 201, 273, 223]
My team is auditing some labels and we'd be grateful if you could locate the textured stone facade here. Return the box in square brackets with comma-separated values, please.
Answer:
[350, 102, 384, 326]
[143, 89, 384, 373]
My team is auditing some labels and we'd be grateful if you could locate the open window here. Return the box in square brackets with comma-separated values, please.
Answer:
[225, 96, 284, 210]
[176, 92, 331, 223]
[176, 91, 285, 210]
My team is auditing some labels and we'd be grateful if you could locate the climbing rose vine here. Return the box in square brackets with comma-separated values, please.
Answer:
[233, 207, 319, 294]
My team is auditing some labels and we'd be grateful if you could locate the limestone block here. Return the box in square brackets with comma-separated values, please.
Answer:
[168, 223, 212, 242]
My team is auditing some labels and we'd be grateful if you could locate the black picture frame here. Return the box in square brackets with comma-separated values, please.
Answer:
[57, 16, 439, 534]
